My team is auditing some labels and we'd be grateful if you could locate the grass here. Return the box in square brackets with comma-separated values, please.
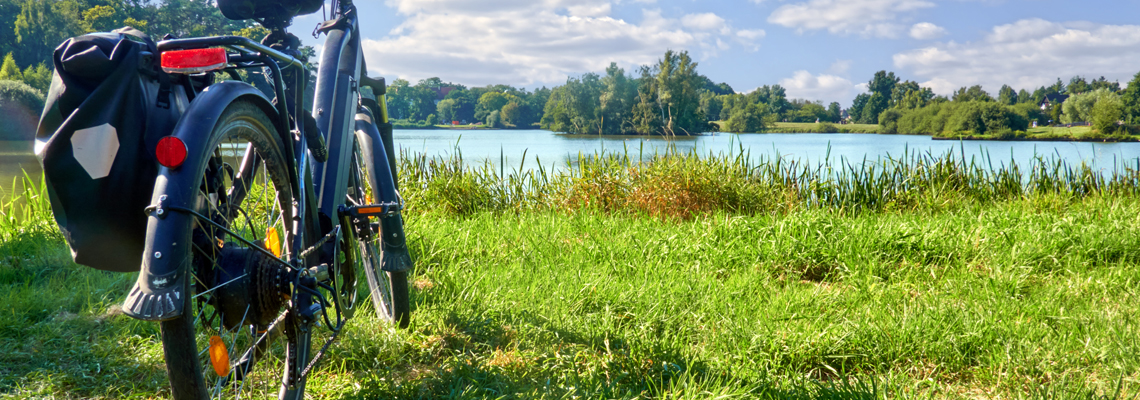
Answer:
[709, 122, 880, 134]
[765, 123, 880, 134]
[1, 148, 1139, 399]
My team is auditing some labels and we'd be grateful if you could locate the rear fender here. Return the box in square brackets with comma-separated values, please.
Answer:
[123, 82, 280, 321]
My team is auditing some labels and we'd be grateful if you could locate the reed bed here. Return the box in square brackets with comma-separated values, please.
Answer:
[398, 145, 1140, 219]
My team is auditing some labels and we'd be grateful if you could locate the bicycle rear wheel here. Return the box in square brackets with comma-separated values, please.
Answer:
[158, 99, 316, 399]
[349, 131, 410, 328]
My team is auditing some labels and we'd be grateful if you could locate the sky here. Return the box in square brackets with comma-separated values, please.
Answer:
[291, 0, 1140, 107]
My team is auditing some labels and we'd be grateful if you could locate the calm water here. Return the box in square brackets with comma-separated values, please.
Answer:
[5, 130, 1140, 199]
[394, 129, 1140, 174]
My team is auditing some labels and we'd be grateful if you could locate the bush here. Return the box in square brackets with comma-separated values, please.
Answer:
[817, 122, 839, 133]
[878, 108, 903, 134]
[0, 79, 44, 112]
[945, 101, 1026, 135]
[425, 113, 437, 126]
[0, 80, 45, 140]
[724, 102, 771, 133]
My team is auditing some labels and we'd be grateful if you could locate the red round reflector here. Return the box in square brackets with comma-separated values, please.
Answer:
[156, 136, 187, 168]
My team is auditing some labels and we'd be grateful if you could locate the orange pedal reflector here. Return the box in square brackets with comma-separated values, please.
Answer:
[357, 206, 386, 215]
[208, 335, 230, 377]
[265, 227, 281, 257]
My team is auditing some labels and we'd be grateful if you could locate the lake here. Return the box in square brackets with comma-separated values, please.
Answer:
[4, 130, 1140, 200]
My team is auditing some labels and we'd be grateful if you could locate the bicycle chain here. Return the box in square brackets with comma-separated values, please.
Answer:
[300, 318, 346, 380]
[297, 227, 339, 260]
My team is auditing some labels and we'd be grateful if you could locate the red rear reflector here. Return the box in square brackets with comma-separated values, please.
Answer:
[156, 136, 187, 168]
[161, 48, 227, 74]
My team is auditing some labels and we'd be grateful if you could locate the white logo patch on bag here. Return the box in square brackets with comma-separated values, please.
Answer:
[71, 123, 120, 179]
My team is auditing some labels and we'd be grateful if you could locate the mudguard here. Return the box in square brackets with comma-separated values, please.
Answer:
[123, 81, 281, 321]
[354, 109, 413, 273]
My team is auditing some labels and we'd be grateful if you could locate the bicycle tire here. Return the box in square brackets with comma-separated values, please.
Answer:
[350, 131, 411, 328]
[158, 99, 310, 400]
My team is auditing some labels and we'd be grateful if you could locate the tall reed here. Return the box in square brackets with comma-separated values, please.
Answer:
[398, 145, 1140, 218]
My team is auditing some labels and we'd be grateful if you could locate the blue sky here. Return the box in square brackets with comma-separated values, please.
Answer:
[293, 0, 1140, 107]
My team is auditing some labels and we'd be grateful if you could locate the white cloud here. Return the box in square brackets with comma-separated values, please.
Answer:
[365, 1, 761, 86]
[828, 59, 852, 75]
[779, 70, 855, 105]
[682, 13, 727, 32]
[894, 18, 1140, 95]
[909, 22, 947, 40]
[768, 0, 935, 38]
[736, 29, 766, 40]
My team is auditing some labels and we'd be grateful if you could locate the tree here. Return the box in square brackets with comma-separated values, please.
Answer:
[890, 80, 920, 107]
[1062, 89, 1119, 124]
[1090, 95, 1123, 134]
[861, 71, 899, 123]
[827, 102, 841, 122]
[1067, 76, 1090, 95]
[82, 4, 121, 33]
[1089, 76, 1120, 92]
[1017, 89, 1033, 104]
[748, 85, 788, 116]
[443, 88, 476, 123]
[849, 93, 870, 123]
[385, 79, 413, 120]
[0, 52, 23, 82]
[895, 86, 934, 110]
[653, 50, 706, 135]
[486, 110, 501, 128]
[21, 62, 50, 92]
[598, 62, 635, 134]
[997, 85, 1018, 105]
[476, 92, 511, 122]
[952, 85, 993, 102]
[1121, 71, 1140, 123]
[436, 99, 458, 124]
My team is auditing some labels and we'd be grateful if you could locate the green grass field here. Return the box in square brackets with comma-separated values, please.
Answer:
[2, 149, 1138, 398]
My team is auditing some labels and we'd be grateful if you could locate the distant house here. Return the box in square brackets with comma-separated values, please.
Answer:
[1039, 94, 1069, 110]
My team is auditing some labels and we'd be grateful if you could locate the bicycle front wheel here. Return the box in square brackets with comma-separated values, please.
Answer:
[158, 99, 313, 400]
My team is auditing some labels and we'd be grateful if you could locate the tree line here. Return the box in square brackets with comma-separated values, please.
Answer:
[850, 70, 1140, 136]
[394, 51, 845, 135]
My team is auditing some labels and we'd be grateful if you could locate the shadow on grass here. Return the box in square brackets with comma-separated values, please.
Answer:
[0, 246, 168, 399]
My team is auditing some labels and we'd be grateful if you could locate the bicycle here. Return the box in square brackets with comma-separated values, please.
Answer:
[111, 0, 412, 398]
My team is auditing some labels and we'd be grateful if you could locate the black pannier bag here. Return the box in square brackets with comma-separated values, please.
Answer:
[36, 28, 186, 272]
[218, 0, 322, 23]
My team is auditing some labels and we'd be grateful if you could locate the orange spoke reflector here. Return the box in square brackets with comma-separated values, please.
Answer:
[161, 48, 227, 74]
[265, 227, 281, 257]
[208, 335, 230, 377]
